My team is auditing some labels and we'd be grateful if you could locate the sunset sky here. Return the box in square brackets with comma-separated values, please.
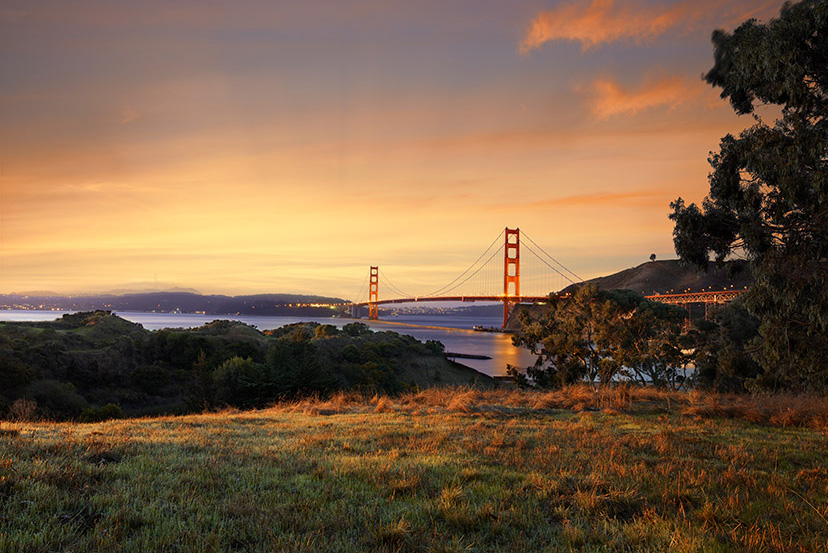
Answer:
[0, 0, 785, 300]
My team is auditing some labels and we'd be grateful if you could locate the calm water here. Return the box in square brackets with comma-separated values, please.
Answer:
[0, 310, 536, 377]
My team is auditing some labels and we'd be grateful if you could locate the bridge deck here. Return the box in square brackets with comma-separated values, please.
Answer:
[345, 295, 551, 307]
[332, 290, 746, 308]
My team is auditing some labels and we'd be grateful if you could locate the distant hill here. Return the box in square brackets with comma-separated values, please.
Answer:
[0, 291, 348, 316]
[562, 259, 753, 296]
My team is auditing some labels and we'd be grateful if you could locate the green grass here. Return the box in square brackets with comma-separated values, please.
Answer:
[1, 387, 826, 552]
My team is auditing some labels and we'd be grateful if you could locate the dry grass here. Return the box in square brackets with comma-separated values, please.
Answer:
[682, 390, 828, 429]
[266, 385, 828, 430]
[1, 386, 826, 552]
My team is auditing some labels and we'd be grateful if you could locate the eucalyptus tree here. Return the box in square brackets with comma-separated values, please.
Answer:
[670, 0, 828, 390]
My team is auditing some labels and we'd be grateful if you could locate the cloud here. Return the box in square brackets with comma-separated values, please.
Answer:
[519, 0, 783, 52]
[588, 75, 702, 119]
[119, 107, 140, 124]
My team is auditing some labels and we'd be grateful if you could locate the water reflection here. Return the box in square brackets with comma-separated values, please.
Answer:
[360, 316, 537, 377]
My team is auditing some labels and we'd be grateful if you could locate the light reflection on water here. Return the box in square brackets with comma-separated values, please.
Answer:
[365, 316, 537, 377]
[0, 310, 537, 377]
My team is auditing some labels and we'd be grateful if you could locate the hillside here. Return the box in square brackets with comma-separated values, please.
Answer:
[1, 387, 826, 552]
[563, 259, 753, 296]
[505, 259, 753, 330]
[0, 291, 348, 316]
[0, 312, 494, 420]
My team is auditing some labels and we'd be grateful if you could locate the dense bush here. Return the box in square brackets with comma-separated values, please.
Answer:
[79, 403, 124, 422]
[28, 380, 88, 418]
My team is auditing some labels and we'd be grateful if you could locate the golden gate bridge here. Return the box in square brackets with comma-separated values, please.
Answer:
[336, 228, 743, 328]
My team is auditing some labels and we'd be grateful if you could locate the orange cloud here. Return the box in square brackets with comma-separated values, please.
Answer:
[520, 0, 782, 52]
[588, 75, 703, 119]
[119, 108, 140, 124]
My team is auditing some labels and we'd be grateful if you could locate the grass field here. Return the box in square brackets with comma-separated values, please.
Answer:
[1, 386, 826, 552]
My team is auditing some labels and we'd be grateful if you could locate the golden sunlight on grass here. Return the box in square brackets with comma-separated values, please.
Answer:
[1, 386, 826, 552]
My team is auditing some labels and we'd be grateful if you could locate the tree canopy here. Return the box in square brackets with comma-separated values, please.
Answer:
[510, 285, 687, 389]
[670, 0, 828, 390]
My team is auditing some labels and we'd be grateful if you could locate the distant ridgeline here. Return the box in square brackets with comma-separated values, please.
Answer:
[0, 292, 348, 316]
[0, 311, 493, 421]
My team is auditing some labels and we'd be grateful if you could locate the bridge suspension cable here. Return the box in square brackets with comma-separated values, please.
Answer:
[521, 242, 579, 286]
[352, 271, 369, 304]
[521, 230, 583, 284]
[378, 268, 413, 299]
[432, 247, 502, 297]
[422, 230, 503, 297]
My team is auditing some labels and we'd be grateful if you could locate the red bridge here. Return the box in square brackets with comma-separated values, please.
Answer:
[344, 227, 581, 327]
[336, 228, 746, 329]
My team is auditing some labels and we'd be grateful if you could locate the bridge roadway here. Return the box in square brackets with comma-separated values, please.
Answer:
[345, 295, 552, 307]
[329, 290, 745, 308]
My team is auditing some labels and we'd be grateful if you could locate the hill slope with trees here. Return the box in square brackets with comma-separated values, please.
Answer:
[0, 312, 493, 421]
[561, 259, 752, 296]
[0, 292, 348, 317]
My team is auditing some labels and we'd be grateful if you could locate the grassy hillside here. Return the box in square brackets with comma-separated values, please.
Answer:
[562, 259, 753, 296]
[1, 387, 826, 552]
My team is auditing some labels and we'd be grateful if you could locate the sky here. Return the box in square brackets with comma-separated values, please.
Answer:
[0, 0, 786, 300]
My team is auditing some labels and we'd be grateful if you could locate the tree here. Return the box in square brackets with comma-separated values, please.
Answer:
[189, 350, 215, 411]
[510, 284, 618, 387]
[610, 296, 687, 389]
[691, 300, 761, 393]
[510, 285, 685, 388]
[670, 0, 828, 391]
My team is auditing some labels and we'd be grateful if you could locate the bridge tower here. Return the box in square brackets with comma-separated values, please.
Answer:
[368, 266, 379, 320]
[503, 228, 520, 327]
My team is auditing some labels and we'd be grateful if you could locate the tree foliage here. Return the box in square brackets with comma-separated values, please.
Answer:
[670, 0, 828, 390]
[691, 300, 761, 393]
[510, 285, 686, 389]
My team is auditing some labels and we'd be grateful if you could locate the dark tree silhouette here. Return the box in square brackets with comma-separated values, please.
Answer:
[670, 0, 828, 390]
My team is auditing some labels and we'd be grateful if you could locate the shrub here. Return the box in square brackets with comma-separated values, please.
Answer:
[426, 340, 445, 354]
[0, 356, 35, 391]
[131, 363, 172, 394]
[7, 398, 37, 421]
[212, 356, 264, 407]
[28, 379, 88, 418]
[343, 322, 371, 337]
[79, 403, 124, 422]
